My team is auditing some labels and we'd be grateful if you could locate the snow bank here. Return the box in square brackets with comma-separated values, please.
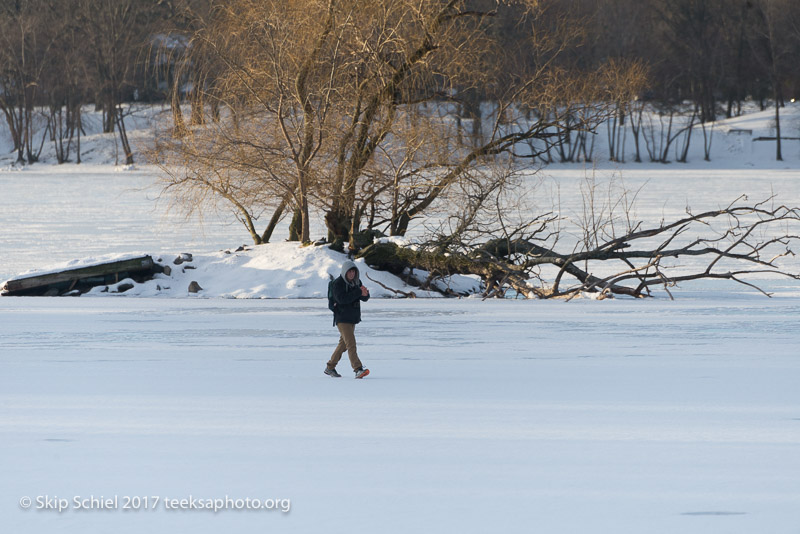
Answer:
[53, 242, 481, 299]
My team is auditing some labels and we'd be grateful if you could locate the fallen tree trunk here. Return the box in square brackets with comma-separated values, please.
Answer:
[357, 240, 636, 298]
[357, 197, 800, 299]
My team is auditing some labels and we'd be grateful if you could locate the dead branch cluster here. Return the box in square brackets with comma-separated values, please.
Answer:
[359, 193, 800, 299]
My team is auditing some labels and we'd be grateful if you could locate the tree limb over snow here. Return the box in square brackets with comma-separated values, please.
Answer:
[358, 196, 800, 299]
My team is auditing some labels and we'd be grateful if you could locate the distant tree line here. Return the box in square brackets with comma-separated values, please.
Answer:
[0, 0, 177, 164]
[581, 0, 800, 161]
[1, 0, 798, 166]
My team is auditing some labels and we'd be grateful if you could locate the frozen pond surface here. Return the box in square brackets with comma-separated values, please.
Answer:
[2, 296, 800, 533]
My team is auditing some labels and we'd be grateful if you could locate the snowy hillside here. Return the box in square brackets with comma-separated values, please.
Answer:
[2, 103, 799, 170]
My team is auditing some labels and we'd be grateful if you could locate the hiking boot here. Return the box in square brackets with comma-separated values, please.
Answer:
[324, 367, 342, 378]
[354, 367, 370, 379]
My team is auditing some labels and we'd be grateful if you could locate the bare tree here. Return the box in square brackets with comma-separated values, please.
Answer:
[750, 0, 795, 161]
[656, 0, 726, 124]
[79, 0, 159, 165]
[40, 0, 91, 164]
[154, 0, 645, 247]
[603, 59, 649, 162]
[0, 0, 58, 164]
[641, 103, 698, 164]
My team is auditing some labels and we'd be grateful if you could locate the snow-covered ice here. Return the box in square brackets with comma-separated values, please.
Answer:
[2, 296, 800, 533]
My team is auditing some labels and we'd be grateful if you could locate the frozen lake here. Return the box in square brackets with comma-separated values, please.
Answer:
[2, 296, 800, 533]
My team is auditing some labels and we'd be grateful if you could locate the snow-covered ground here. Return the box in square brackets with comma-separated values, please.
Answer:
[2, 104, 800, 533]
[2, 296, 800, 533]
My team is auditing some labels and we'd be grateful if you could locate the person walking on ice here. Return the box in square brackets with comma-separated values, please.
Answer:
[325, 259, 370, 379]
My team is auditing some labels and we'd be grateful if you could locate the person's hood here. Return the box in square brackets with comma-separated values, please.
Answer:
[340, 260, 360, 287]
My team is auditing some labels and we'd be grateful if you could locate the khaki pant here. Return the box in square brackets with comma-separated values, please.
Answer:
[327, 322, 363, 371]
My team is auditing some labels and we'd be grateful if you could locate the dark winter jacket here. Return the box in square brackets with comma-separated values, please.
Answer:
[332, 260, 369, 325]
